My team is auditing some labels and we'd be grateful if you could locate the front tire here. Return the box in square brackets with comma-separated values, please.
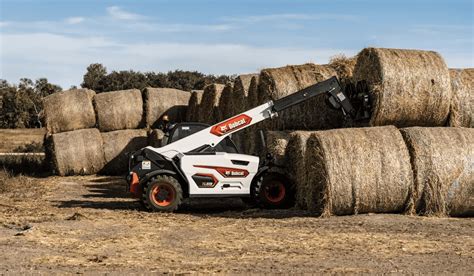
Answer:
[143, 175, 183, 212]
[252, 172, 295, 209]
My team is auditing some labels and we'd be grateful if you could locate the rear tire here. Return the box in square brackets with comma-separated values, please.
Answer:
[252, 172, 294, 209]
[143, 175, 183, 212]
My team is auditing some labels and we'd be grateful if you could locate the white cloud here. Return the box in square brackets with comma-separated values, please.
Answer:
[0, 32, 357, 88]
[0, 21, 10, 27]
[65, 17, 85, 24]
[222, 13, 359, 23]
[106, 6, 144, 20]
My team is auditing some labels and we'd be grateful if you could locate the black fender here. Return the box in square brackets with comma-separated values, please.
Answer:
[139, 169, 178, 186]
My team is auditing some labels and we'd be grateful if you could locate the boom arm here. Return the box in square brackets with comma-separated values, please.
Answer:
[152, 76, 356, 158]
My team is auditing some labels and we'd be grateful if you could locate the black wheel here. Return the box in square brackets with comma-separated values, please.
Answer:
[142, 175, 183, 212]
[252, 172, 295, 209]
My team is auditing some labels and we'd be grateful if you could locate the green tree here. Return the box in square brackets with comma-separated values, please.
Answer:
[82, 63, 107, 92]
[0, 78, 61, 128]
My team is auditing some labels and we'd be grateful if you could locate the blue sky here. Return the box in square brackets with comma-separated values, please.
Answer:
[0, 0, 473, 88]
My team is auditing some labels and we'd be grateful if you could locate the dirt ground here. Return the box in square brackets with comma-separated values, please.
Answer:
[0, 174, 472, 274]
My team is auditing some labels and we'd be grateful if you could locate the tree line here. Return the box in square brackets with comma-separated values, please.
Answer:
[0, 64, 234, 128]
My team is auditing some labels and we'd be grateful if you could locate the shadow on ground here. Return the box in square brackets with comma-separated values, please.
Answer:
[53, 176, 317, 219]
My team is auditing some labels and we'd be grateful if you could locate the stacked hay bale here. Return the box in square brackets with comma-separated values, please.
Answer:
[217, 83, 234, 121]
[94, 89, 144, 131]
[100, 129, 148, 175]
[286, 131, 313, 208]
[353, 48, 452, 127]
[144, 87, 191, 128]
[257, 63, 343, 130]
[44, 86, 191, 176]
[230, 74, 258, 153]
[198, 84, 225, 124]
[43, 88, 105, 176]
[186, 90, 203, 122]
[303, 126, 413, 216]
[94, 89, 149, 175]
[43, 88, 96, 134]
[401, 127, 473, 217]
[448, 69, 473, 127]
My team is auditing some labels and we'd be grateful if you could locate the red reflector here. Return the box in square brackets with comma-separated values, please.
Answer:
[130, 173, 140, 197]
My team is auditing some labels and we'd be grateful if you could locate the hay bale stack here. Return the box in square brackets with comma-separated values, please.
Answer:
[198, 84, 225, 124]
[186, 90, 203, 122]
[286, 131, 313, 208]
[258, 63, 342, 130]
[255, 131, 291, 171]
[303, 126, 413, 216]
[353, 47, 452, 127]
[246, 75, 260, 109]
[232, 73, 258, 115]
[218, 83, 234, 121]
[401, 127, 474, 217]
[148, 129, 165, 148]
[328, 54, 357, 87]
[239, 75, 260, 154]
[448, 69, 473, 127]
[94, 89, 143, 132]
[144, 88, 190, 128]
[101, 129, 148, 175]
[47, 128, 105, 176]
[43, 89, 96, 134]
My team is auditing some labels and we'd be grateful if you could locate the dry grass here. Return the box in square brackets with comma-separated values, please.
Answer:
[94, 89, 144, 132]
[353, 47, 452, 127]
[304, 126, 413, 216]
[43, 89, 96, 134]
[0, 128, 45, 153]
[401, 127, 474, 217]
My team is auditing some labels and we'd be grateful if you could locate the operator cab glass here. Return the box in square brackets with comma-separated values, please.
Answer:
[166, 123, 238, 153]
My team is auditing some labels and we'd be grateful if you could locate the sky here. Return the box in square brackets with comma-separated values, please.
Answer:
[0, 0, 473, 88]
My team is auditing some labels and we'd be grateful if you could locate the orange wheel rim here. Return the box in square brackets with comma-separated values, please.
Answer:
[150, 183, 176, 207]
[263, 180, 286, 203]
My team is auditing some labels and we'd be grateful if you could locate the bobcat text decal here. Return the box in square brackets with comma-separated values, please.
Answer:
[210, 114, 252, 136]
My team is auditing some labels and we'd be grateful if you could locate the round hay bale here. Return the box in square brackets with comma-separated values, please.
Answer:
[328, 54, 357, 86]
[217, 83, 234, 121]
[400, 127, 474, 217]
[246, 75, 260, 109]
[304, 126, 413, 216]
[353, 47, 452, 127]
[258, 63, 343, 130]
[101, 129, 148, 175]
[186, 90, 203, 122]
[232, 73, 258, 115]
[47, 128, 105, 176]
[198, 84, 225, 124]
[43, 88, 96, 134]
[448, 69, 473, 127]
[94, 89, 143, 132]
[148, 129, 165, 148]
[286, 131, 313, 208]
[258, 131, 291, 170]
[144, 88, 191, 128]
